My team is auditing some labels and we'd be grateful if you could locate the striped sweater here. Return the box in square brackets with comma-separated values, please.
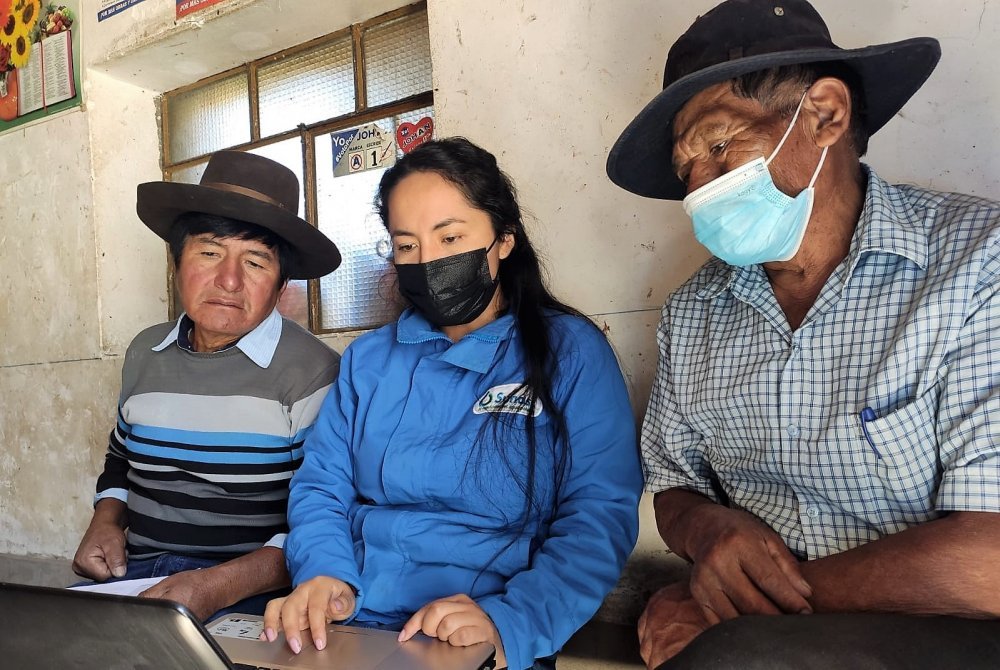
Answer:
[96, 316, 340, 560]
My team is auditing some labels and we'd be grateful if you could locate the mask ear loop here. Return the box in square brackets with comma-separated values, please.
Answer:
[807, 145, 829, 189]
[764, 90, 809, 166]
[764, 89, 830, 189]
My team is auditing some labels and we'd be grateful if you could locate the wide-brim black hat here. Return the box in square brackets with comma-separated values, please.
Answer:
[137, 151, 341, 279]
[607, 0, 941, 200]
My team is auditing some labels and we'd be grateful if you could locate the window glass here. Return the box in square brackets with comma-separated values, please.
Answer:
[316, 119, 400, 331]
[364, 11, 432, 107]
[258, 35, 355, 137]
[167, 73, 250, 163]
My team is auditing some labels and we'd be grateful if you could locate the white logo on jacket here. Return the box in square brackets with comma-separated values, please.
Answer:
[474, 383, 542, 417]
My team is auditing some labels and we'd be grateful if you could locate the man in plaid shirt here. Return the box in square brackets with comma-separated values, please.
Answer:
[608, 1, 1000, 667]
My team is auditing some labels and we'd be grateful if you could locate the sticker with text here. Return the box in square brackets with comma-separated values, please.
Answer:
[208, 616, 265, 640]
[396, 117, 434, 154]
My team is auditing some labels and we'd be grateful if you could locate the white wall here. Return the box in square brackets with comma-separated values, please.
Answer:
[1, 0, 997, 569]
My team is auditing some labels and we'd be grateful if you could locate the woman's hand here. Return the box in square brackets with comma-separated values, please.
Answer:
[261, 576, 356, 654]
[399, 593, 507, 668]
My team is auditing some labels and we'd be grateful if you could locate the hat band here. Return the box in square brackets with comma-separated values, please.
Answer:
[202, 182, 289, 210]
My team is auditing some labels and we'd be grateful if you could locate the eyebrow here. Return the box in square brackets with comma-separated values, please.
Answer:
[192, 235, 275, 261]
[246, 248, 276, 262]
[391, 217, 466, 237]
[192, 235, 224, 246]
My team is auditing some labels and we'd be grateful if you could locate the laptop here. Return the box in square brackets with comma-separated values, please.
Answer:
[0, 582, 495, 670]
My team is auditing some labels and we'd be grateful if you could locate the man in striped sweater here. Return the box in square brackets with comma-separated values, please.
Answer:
[72, 151, 342, 621]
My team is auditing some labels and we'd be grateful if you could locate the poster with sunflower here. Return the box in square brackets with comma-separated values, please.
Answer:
[0, 0, 81, 134]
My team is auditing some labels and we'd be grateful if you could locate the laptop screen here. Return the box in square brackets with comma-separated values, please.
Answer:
[0, 582, 232, 670]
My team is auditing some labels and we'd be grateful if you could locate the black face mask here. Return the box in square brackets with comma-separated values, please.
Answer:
[395, 239, 500, 327]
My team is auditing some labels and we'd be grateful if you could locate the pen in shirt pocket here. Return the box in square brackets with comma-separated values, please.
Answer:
[859, 406, 881, 459]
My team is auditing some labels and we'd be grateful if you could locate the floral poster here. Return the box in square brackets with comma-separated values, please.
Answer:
[0, 1, 81, 134]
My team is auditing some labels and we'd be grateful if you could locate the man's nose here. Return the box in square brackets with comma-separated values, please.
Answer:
[215, 257, 244, 291]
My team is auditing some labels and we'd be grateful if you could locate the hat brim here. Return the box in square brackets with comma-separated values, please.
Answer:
[606, 37, 941, 200]
[136, 181, 341, 280]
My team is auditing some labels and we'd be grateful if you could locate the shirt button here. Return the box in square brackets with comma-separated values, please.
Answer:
[806, 506, 820, 519]
[786, 424, 801, 438]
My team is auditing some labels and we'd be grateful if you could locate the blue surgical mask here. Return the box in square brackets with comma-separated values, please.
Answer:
[682, 93, 828, 267]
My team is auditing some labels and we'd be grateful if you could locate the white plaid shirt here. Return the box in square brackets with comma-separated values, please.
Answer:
[642, 166, 1000, 560]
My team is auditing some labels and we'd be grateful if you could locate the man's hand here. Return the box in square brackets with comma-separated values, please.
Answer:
[72, 499, 128, 581]
[399, 594, 506, 668]
[682, 503, 812, 622]
[140, 569, 227, 621]
[262, 576, 356, 654]
[638, 581, 711, 669]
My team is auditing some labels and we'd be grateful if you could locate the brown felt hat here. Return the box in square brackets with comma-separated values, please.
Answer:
[136, 151, 341, 279]
[607, 0, 941, 200]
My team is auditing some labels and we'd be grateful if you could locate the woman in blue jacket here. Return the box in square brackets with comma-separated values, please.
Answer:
[263, 137, 642, 669]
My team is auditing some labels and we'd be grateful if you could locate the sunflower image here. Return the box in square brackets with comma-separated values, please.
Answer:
[1, 0, 39, 69]
[16, 0, 37, 28]
[0, 3, 17, 49]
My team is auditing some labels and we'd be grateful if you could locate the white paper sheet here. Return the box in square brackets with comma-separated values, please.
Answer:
[69, 576, 166, 597]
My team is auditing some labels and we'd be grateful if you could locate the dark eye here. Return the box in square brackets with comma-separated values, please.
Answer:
[709, 140, 728, 156]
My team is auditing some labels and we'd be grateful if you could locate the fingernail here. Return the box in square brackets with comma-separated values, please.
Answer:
[264, 628, 276, 642]
[397, 631, 405, 642]
[799, 579, 812, 593]
[258, 633, 266, 641]
[316, 638, 326, 651]
[289, 638, 302, 654]
[799, 608, 812, 615]
[333, 598, 344, 612]
[112, 567, 126, 578]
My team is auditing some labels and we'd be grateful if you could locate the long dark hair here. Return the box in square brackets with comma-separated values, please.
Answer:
[375, 137, 592, 537]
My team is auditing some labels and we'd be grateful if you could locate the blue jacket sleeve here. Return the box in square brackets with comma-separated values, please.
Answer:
[284, 344, 366, 615]
[478, 328, 643, 669]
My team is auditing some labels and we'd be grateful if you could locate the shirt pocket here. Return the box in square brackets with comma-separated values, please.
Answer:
[857, 383, 943, 519]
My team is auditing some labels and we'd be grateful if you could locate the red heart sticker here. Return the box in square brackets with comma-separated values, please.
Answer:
[396, 117, 434, 154]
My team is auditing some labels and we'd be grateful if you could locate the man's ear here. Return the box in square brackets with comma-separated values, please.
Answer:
[804, 77, 853, 150]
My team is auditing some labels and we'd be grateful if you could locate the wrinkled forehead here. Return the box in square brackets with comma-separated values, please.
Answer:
[671, 82, 749, 140]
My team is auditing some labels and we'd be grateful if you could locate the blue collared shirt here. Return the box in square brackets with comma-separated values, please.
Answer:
[151, 306, 284, 368]
[642, 166, 1000, 560]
